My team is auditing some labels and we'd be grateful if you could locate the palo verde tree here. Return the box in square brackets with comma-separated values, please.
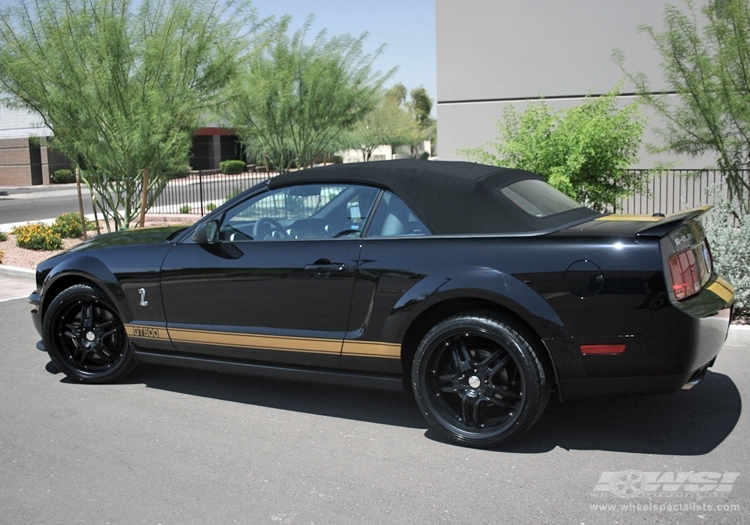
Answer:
[341, 87, 420, 161]
[226, 16, 394, 173]
[614, 0, 750, 213]
[459, 88, 646, 212]
[0, 0, 267, 230]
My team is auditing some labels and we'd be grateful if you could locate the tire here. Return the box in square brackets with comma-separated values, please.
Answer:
[43, 284, 135, 383]
[412, 310, 550, 448]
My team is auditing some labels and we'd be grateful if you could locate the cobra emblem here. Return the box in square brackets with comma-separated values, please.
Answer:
[138, 288, 149, 307]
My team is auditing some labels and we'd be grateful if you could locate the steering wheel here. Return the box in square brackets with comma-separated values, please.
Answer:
[253, 217, 288, 240]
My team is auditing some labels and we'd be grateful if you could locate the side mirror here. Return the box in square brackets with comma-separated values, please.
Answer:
[192, 220, 219, 245]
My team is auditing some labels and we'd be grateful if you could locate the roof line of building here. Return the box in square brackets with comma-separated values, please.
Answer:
[437, 91, 678, 105]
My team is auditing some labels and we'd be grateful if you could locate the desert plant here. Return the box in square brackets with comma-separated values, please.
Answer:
[704, 190, 750, 316]
[219, 160, 247, 174]
[12, 223, 63, 251]
[52, 212, 85, 238]
[0, 249, 4, 263]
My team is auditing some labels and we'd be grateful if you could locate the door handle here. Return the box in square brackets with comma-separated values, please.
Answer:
[305, 262, 347, 275]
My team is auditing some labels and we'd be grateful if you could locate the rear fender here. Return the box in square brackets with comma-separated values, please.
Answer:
[390, 266, 568, 341]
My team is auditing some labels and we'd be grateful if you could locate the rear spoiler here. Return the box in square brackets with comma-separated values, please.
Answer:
[635, 205, 711, 238]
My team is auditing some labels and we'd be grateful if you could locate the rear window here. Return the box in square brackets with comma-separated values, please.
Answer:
[499, 179, 583, 217]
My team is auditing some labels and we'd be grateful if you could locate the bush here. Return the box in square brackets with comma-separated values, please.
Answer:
[12, 223, 63, 251]
[219, 160, 246, 174]
[704, 193, 750, 316]
[459, 86, 646, 212]
[0, 231, 7, 242]
[206, 202, 217, 212]
[52, 212, 85, 238]
[51, 169, 76, 184]
[0, 249, 4, 264]
[179, 204, 191, 214]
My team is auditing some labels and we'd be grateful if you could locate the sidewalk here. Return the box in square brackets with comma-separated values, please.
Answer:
[0, 265, 35, 303]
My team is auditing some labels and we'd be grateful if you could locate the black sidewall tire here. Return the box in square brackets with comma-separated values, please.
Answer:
[412, 311, 550, 448]
[43, 284, 135, 383]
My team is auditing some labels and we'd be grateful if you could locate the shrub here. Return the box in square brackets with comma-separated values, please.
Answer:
[52, 212, 85, 238]
[219, 160, 246, 174]
[459, 86, 646, 212]
[206, 202, 217, 212]
[179, 204, 191, 214]
[0, 231, 7, 242]
[51, 169, 75, 184]
[13, 223, 63, 251]
[0, 249, 4, 264]
[704, 192, 750, 316]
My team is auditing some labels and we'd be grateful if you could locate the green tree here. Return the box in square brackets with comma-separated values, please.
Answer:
[0, 0, 266, 230]
[227, 16, 393, 173]
[614, 0, 750, 212]
[459, 88, 646, 211]
[409, 86, 434, 133]
[341, 90, 420, 161]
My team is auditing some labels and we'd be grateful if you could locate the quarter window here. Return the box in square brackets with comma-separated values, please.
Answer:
[366, 192, 431, 237]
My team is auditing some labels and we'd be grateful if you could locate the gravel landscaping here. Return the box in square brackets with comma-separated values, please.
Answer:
[0, 214, 199, 270]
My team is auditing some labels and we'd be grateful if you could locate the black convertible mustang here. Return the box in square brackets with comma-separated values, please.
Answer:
[29, 160, 734, 448]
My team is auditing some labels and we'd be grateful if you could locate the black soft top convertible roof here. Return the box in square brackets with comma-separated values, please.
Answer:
[269, 159, 598, 234]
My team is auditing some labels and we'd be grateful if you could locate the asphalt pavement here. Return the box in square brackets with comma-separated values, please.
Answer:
[1, 292, 749, 524]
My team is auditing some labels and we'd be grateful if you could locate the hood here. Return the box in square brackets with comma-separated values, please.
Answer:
[65, 225, 188, 253]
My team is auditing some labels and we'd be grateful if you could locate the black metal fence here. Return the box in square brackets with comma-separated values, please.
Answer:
[616, 169, 744, 215]
[149, 167, 745, 217]
[149, 170, 275, 215]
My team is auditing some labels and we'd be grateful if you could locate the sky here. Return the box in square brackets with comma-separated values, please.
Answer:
[252, 0, 437, 107]
[0, 0, 438, 110]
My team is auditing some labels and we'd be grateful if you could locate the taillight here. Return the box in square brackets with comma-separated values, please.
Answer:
[669, 242, 710, 300]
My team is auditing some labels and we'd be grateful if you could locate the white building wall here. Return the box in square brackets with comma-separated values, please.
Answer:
[436, 0, 712, 168]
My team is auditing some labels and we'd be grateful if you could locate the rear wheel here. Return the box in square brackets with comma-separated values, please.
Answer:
[412, 311, 550, 448]
[43, 284, 135, 383]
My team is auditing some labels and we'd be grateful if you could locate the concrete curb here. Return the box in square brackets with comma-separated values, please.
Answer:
[0, 265, 35, 281]
[726, 324, 750, 347]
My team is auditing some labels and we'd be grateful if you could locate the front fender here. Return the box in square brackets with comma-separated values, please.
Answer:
[41, 255, 132, 322]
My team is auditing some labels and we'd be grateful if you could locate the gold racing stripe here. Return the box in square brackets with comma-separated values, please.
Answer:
[342, 340, 401, 359]
[168, 327, 342, 354]
[707, 277, 735, 304]
[125, 324, 402, 358]
[595, 214, 661, 222]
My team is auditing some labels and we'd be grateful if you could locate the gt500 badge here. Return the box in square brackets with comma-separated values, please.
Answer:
[132, 326, 160, 338]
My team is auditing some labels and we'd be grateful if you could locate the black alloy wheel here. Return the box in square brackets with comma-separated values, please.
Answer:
[43, 284, 135, 383]
[412, 311, 550, 448]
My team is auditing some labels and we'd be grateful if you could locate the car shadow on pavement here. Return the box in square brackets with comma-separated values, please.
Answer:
[124, 364, 428, 430]
[46, 360, 741, 453]
[494, 370, 741, 455]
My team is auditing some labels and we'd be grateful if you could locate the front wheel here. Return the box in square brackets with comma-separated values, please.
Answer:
[43, 284, 135, 383]
[412, 311, 550, 448]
